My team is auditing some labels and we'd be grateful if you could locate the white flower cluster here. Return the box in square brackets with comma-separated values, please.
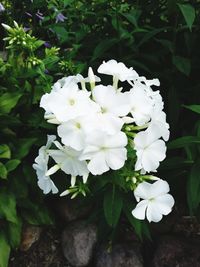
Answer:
[33, 59, 174, 223]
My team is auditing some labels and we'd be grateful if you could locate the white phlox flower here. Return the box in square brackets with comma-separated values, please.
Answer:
[52, 76, 78, 92]
[48, 141, 89, 184]
[128, 86, 154, 126]
[134, 130, 166, 172]
[97, 59, 139, 86]
[132, 179, 175, 222]
[92, 85, 130, 117]
[41, 85, 99, 123]
[147, 110, 170, 141]
[80, 130, 128, 175]
[57, 116, 88, 151]
[33, 135, 58, 194]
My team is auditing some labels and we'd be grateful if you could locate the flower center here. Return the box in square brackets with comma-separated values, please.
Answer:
[101, 107, 107, 113]
[149, 197, 155, 202]
[69, 98, 75, 105]
[75, 122, 81, 129]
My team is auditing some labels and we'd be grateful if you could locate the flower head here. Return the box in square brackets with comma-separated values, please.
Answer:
[132, 180, 174, 222]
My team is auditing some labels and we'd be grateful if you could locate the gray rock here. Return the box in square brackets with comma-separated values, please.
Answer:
[96, 243, 143, 267]
[152, 235, 200, 267]
[62, 221, 97, 267]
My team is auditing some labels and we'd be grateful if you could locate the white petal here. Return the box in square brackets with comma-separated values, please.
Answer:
[105, 148, 127, 170]
[149, 180, 170, 198]
[146, 202, 163, 222]
[87, 152, 109, 175]
[105, 131, 128, 148]
[134, 181, 152, 200]
[155, 194, 175, 215]
[132, 200, 148, 220]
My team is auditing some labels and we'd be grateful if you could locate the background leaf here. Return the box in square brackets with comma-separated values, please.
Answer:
[178, 4, 195, 31]
[0, 232, 10, 267]
[172, 56, 191, 76]
[103, 185, 123, 227]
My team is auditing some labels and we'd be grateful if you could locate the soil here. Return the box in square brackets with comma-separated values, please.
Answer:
[9, 227, 72, 267]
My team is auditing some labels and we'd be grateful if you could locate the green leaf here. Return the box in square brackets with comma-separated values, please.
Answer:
[13, 138, 37, 159]
[121, 10, 142, 28]
[184, 104, 200, 114]
[0, 162, 7, 179]
[43, 56, 59, 69]
[0, 231, 10, 267]
[123, 199, 151, 240]
[0, 145, 11, 159]
[51, 26, 69, 43]
[92, 38, 118, 61]
[137, 27, 168, 48]
[172, 56, 191, 76]
[187, 159, 200, 213]
[160, 157, 194, 170]
[168, 136, 200, 149]
[103, 185, 123, 227]
[0, 189, 17, 223]
[178, 4, 195, 31]
[5, 159, 21, 173]
[7, 217, 22, 248]
[0, 92, 22, 114]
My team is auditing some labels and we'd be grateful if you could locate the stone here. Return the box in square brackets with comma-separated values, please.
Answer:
[62, 221, 97, 267]
[20, 224, 42, 251]
[95, 243, 143, 267]
[152, 235, 200, 267]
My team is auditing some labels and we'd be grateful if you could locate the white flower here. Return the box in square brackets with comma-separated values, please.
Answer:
[52, 76, 78, 92]
[41, 85, 99, 123]
[132, 180, 174, 222]
[134, 130, 166, 172]
[148, 110, 170, 141]
[98, 59, 138, 84]
[92, 85, 130, 117]
[33, 135, 58, 194]
[80, 131, 127, 175]
[48, 141, 89, 183]
[128, 86, 153, 126]
[57, 116, 88, 151]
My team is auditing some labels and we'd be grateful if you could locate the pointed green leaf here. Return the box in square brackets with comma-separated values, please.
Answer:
[0, 162, 7, 179]
[103, 185, 123, 227]
[0, 145, 11, 159]
[172, 56, 191, 76]
[7, 217, 22, 248]
[168, 136, 200, 149]
[0, 189, 17, 223]
[0, 92, 22, 114]
[0, 232, 10, 267]
[92, 38, 118, 61]
[13, 138, 37, 159]
[5, 159, 21, 173]
[187, 159, 200, 213]
[184, 105, 200, 114]
[178, 4, 195, 31]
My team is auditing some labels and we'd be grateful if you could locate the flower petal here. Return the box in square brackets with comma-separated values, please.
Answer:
[132, 200, 148, 220]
